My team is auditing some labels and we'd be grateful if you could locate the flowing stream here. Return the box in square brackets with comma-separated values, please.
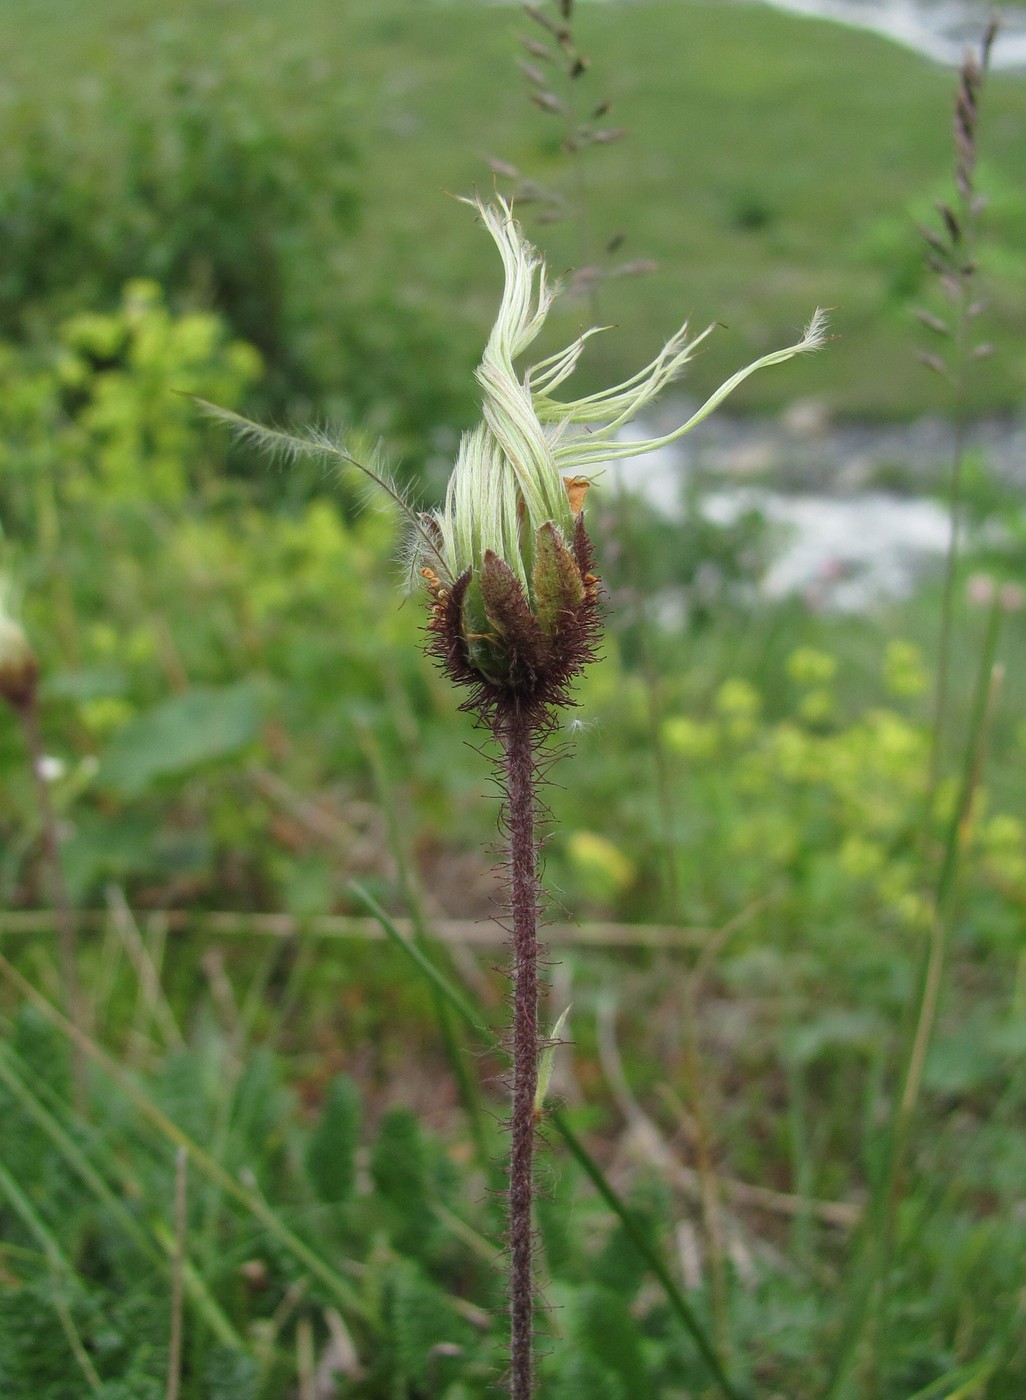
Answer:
[726, 2, 1025, 606]
[759, 0, 1026, 68]
[487, 0, 1026, 608]
[607, 408, 1024, 612]
[669, 0, 1026, 609]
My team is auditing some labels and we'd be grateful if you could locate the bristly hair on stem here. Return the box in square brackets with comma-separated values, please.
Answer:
[499, 700, 545, 1400]
[196, 192, 823, 1400]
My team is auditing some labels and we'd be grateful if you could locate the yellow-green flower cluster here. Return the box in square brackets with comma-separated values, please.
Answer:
[652, 643, 1026, 928]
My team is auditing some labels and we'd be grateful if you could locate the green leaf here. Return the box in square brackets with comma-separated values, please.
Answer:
[59, 812, 163, 903]
[593, 1178, 668, 1301]
[535, 1003, 571, 1115]
[371, 1109, 426, 1207]
[387, 1259, 475, 1390]
[541, 1335, 627, 1400]
[96, 681, 268, 795]
[306, 1075, 362, 1206]
[572, 1284, 648, 1397]
[44, 666, 129, 701]
[370, 1109, 432, 1256]
[782, 1010, 884, 1067]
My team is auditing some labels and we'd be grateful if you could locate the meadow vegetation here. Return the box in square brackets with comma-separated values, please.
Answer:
[0, 1, 1025, 1397]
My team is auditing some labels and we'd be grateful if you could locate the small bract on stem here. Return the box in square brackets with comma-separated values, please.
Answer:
[200, 195, 824, 1399]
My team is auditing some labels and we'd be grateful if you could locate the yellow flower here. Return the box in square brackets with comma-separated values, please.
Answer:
[787, 647, 837, 686]
[566, 830, 636, 900]
[662, 715, 719, 760]
[883, 640, 928, 699]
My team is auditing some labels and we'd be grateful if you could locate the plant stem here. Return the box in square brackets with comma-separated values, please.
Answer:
[927, 312, 969, 794]
[355, 873, 745, 1400]
[17, 692, 83, 1042]
[825, 598, 1004, 1400]
[166, 1146, 187, 1400]
[926, 22, 995, 790]
[501, 700, 541, 1400]
[891, 597, 1002, 1179]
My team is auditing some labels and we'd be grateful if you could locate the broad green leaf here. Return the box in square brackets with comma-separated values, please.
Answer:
[96, 681, 268, 795]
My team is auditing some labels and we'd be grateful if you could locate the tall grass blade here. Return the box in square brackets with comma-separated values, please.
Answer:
[904, 1357, 998, 1400]
[549, 1105, 749, 1400]
[824, 596, 1005, 1398]
[0, 952, 375, 1328]
[166, 1146, 187, 1400]
[349, 881, 489, 1036]
[357, 727, 496, 1176]
[0, 1157, 103, 1391]
[0, 1040, 243, 1348]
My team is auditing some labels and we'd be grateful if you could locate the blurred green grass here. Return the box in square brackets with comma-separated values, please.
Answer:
[3, 0, 1024, 418]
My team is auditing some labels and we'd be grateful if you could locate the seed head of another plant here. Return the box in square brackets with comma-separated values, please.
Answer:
[418, 195, 826, 718]
[0, 583, 38, 712]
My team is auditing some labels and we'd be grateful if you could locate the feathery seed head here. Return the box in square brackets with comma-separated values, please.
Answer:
[420, 197, 826, 713]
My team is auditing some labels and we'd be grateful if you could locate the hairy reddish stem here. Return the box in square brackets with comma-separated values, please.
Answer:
[502, 700, 541, 1400]
[18, 695, 81, 1023]
[16, 691, 86, 1107]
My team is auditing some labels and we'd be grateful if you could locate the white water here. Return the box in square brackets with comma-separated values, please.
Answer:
[479, 0, 1026, 71]
[609, 458, 953, 613]
[603, 408, 1025, 612]
[701, 487, 952, 611]
[758, 0, 1026, 69]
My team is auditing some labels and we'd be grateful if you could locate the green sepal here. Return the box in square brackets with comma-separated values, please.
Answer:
[532, 522, 585, 636]
[458, 574, 507, 686]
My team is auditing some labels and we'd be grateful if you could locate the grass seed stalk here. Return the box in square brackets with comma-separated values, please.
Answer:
[0, 586, 84, 1067]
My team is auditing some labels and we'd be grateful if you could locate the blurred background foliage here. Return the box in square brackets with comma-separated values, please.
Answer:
[1, 0, 1025, 1395]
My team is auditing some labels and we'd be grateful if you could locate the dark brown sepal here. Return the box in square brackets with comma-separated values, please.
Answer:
[477, 551, 549, 686]
[426, 567, 474, 683]
[572, 511, 599, 592]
